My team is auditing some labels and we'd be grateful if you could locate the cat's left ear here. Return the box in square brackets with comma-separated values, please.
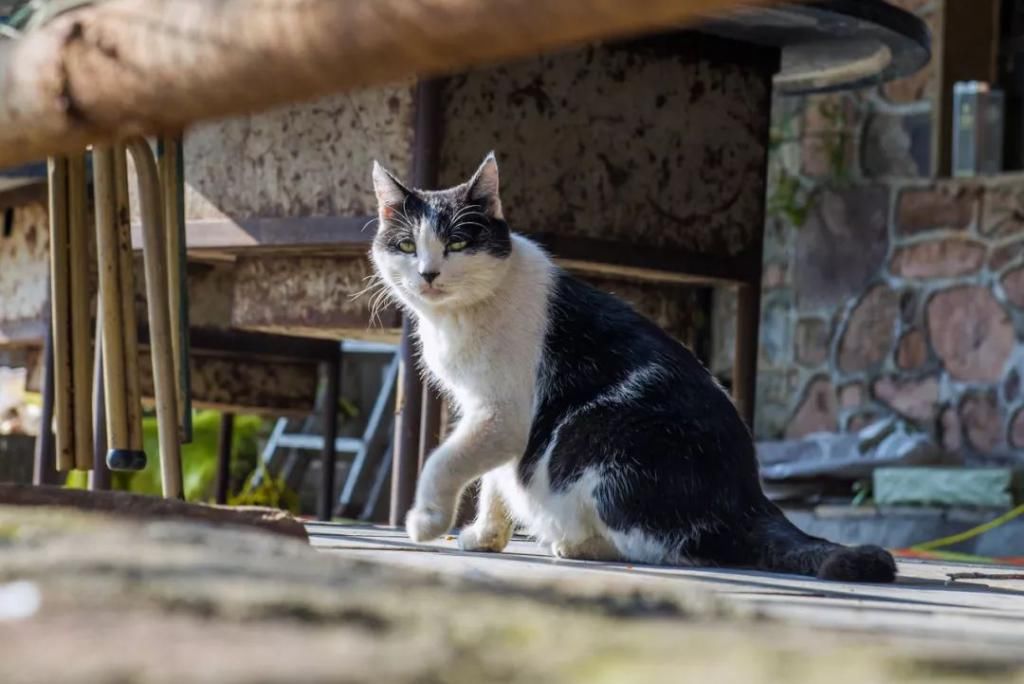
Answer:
[466, 151, 503, 219]
[372, 160, 412, 208]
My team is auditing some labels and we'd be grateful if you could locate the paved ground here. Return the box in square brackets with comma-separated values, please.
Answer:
[310, 523, 1024, 652]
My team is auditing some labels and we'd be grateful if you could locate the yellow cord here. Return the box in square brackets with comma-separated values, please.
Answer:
[911, 503, 1024, 552]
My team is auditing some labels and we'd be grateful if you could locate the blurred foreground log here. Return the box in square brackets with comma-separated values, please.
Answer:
[0, 483, 308, 539]
[0, 0, 772, 167]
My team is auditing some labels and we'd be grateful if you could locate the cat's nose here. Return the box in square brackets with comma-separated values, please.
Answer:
[420, 271, 440, 285]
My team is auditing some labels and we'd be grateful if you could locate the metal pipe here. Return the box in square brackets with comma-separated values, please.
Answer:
[46, 156, 75, 472]
[215, 413, 235, 505]
[389, 315, 422, 527]
[32, 312, 62, 486]
[67, 152, 93, 471]
[157, 134, 193, 444]
[318, 349, 341, 522]
[128, 137, 183, 499]
[89, 328, 112, 490]
[94, 144, 147, 471]
[114, 144, 145, 453]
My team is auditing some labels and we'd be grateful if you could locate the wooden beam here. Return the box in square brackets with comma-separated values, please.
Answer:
[0, 0, 773, 168]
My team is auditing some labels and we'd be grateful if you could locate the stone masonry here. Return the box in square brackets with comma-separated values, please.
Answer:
[715, 1, 1024, 464]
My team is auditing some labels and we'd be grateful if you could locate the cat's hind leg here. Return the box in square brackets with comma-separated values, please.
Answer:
[458, 471, 513, 553]
[551, 535, 622, 562]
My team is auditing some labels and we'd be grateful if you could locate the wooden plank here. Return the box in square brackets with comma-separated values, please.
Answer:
[0, 0, 775, 168]
[129, 216, 376, 254]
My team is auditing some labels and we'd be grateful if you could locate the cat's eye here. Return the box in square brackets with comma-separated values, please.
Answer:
[397, 240, 416, 254]
[448, 240, 468, 252]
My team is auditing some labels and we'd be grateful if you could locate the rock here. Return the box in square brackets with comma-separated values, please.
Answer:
[838, 382, 864, 409]
[1006, 369, 1022, 403]
[889, 238, 986, 279]
[1001, 266, 1024, 308]
[926, 286, 1014, 382]
[0, 485, 307, 540]
[1011, 408, 1024, 449]
[759, 296, 793, 368]
[960, 392, 1004, 453]
[795, 317, 829, 367]
[800, 94, 860, 177]
[895, 329, 929, 370]
[872, 375, 941, 423]
[989, 239, 1024, 272]
[762, 261, 788, 289]
[837, 285, 900, 373]
[896, 184, 977, 235]
[785, 376, 837, 439]
[980, 184, 1024, 237]
[941, 406, 963, 452]
[754, 369, 801, 439]
[861, 111, 931, 178]
[847, 412, 881, 433]
[795, 186, 889, 310]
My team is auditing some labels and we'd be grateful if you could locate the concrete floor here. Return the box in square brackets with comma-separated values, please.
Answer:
[310, 523, 1024, 654]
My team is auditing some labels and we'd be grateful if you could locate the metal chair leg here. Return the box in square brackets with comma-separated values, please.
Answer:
[215, 413, 235, 505]
[318, 348, 341, 522]
[127, 137, 183, 499]
[94, 145, 147, 472]
[157, 134, 193, 444]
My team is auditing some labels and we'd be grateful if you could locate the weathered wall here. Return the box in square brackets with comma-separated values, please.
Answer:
[0, 202, 49, 345]
[439, 34, 769, 258]
[129, 85, 417, 223]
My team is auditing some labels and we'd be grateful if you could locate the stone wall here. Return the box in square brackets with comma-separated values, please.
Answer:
[713, 0, 1022, 465]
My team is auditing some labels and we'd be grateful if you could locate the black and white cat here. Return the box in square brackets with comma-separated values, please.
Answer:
[369, 153, 896, 583]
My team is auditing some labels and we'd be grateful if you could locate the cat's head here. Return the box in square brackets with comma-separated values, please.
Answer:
[370, 152, 512, 310]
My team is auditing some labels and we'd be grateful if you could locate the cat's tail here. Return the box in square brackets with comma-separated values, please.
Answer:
[749, 508, 897, 583]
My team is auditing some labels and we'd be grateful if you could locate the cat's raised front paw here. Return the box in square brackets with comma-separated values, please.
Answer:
[405, 505, 452, 543]
[458, 524, 511, 553]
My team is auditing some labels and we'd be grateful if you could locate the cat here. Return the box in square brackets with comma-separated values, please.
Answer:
[369, 152, 897, 583]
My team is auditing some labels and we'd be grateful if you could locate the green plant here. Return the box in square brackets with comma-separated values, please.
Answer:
[229, 468, 300, 514]
[66, 410, 269, 503]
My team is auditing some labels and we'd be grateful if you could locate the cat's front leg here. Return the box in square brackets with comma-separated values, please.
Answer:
[406, 407, 520, 543]
[458, 470, 513, 553]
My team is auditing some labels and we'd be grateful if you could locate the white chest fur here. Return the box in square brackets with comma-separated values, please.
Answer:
[414, 236, 554, 434]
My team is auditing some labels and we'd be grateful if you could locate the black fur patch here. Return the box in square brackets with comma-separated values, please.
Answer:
[519, 272, 897, 582]
[375, 187, 511, 259]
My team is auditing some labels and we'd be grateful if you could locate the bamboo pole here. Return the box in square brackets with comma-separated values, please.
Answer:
[46, 156, 74, 471]
[0, 0, 772, 168]
[157, 134, 192, 444]
[94, 144, 147, 471]
[67, 152, 93, 471]
[114, 144, 145, 453]
[127, 137, 182, 499]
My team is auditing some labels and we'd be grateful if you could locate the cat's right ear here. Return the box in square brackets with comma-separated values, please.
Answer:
[372, 161, 412, 210]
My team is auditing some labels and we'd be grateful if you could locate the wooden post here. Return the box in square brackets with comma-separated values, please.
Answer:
[114, 144, 145, 454]
[46, 156, 75, 472]
[128, 137, 183, 499]
[318, 348, 341, 522]
[215, 413, 235, 505]
[94, 144, 147, 471]
[157, 134, 193, 444]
